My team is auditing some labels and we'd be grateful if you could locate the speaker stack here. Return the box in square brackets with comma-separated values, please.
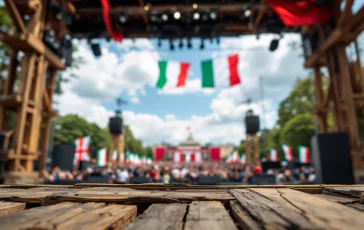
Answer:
[52, 144, 75, 171]
[244, 110, 260, 135]
[109, 117, 123, 135]
[311, 133, 354, 184]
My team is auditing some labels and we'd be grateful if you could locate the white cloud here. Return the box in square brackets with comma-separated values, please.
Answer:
[165, 114, 176, 120]
[130, 97, 140, 104]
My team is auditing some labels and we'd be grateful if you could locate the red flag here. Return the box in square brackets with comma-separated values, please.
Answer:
[267, 0, 332, 26]
[100, 0, 124, 42]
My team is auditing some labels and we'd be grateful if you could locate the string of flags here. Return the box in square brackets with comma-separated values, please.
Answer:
[73, 136, 153, 167]
[229, 145, 310, 164]
[156, 54, 241, 90]
[173, 152, 203, 163]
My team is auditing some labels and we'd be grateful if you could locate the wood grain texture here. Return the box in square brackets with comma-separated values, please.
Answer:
[229, 201, 261, 230]
[57, 204, 137, 230]
[42, 189, 234, 205]
[184, 201, 237, 230]
[254, 188, 364, 230]
[323, 186, 364, 198]
[0, 202, 80, 230]
[0, 201, 26, 216]
[311, 193, 360, 204]
[232, 189, 318, 230]
[125, 203, 187, 230]
[347, 203, 364, 212]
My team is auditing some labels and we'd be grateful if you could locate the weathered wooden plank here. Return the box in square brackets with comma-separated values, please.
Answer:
[232, 189, 318, 230]
[347, 203, 364, 212]
[125, 203, 187, 230]
[0, 201, 26, 216]
[42, 190, 234, 205]
[311, 194, 360, 204]
[229, 201, 262, 230]
[185, 201, 237, 230]
[323, 186, 364, 198]
[254, 188, 364, 230]
[57, 204, 137, 230]
[0, 202, 80, 230]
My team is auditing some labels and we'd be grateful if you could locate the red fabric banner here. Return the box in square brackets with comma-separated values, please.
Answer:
[154, 147, 165, 161]
[100, 0, 124, 42]
[267, 0, 332, 26]
[210, 147, 221, 161]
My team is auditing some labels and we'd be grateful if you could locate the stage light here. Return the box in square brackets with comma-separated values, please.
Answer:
[174, 12, 181, 20]
[269, 39, 279, 52]
[200, 40, 204, 50]
[179, 39, 183, 49]
[158, 39, 162, 47]
[150, 14, 157, 22]
[144, 5, 150, 11]
[162, 14, 168, 21]
[202, 13, 208, 21]
[210, 12, 217, 20]
[119, 14, 127, 24]
[193, 3, 198, 9]
[91, 42, 101, 57]
[244, 9, 251, 17]
[170, 40, 175, 50]
[216, 37, 220, 44]
[193, 12, 200, 20]
[187, 39, 192, 49]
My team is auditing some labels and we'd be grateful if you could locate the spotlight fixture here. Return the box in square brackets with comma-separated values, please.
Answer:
[193, 3, 198, 9]
[193, 12, 200, 20]
[216, 37, 220, 44]
[170, 40, 175, 50]
[119, 14, 127, 24]
[91, 42, 102, 57]
[158, 39, 162, 47]
[150, 14, 158, 22]
[202, 13, 208, 21]
[174, 11, 181, 20]
[179, 39, 183, 49]
[200, 39, 204, 50]
[210, 11, 217, 20]
[161, 14, 168, 21]
[187, 39, 192, 49]
[244, 9, 251, 17]
[269, 39, 280, 52]
[144, 5, 150, 11]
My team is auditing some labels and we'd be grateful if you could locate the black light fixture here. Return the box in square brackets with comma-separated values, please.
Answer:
[158, 39, 162, 47]
[91, 41, 102, 57]
[174, 11, 181, 20]
[187, 39, 192, 49]
[150, 14, 158, 22]
[200, 39, 204, 50]
[216, 37, 220, 44]
[209, 11, 217, 20]
[202, 13, 209, 21]
[161, 13, 169, 21]
[179, 39, 183, 49]
[170, 40, 175, 50]
[193, 12, 200, 20]
[61, 34, 73, 67]
[269, 39, 280, 52]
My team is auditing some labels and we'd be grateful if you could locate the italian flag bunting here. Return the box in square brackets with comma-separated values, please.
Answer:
[147, 157, 152, 164]
[232, 151, 239, 163]
[298, 146, 310, 164]
[174, 152, 181, 163]
[240, 154, 246, 164]
[97, 148, 108, 167]
[269, 148, 279, 162]
[201, 54, 241, 88]
[282, 144, 294, 162]
[156, 61, 190, 89]
[195, 152, 202, 162]
[184, 153, 191, 162]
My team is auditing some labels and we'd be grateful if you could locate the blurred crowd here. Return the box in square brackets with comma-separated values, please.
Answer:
[43, 161, 316, 184]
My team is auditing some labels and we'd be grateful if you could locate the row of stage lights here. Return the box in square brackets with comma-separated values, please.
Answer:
[158, 38, 220, 50]
[118, 3, 251, 24]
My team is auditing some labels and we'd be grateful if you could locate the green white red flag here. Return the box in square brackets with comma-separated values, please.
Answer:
[282, 144, 294, 162]
[97, 147, 108, 167]
[298, 146, 310, 164]
[269, 148, 279, 162]
[156, 61, 190, 90]
[201, 54, 241, 88]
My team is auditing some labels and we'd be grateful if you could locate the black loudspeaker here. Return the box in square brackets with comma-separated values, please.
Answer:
[91, 43, 101, 57]
[109, 117, 123, 134]
[79, 160, 89, 171]
[311, 133, 354, 184]
[251, 174, 276, 185]
[301, 29, 319, 60]
[52, 144, 75, 171]
[245, 115, 260, 134]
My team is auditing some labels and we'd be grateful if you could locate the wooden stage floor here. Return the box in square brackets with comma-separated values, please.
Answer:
[0, 184, 363, 229]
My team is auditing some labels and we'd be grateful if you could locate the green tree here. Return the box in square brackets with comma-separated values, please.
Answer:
[280, 113, 316, 158]
[277, 77, 316, 128]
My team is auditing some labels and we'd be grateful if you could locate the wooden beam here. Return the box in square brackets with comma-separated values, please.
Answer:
[254, 0, 266, 31]
[0, 33, 65, 70]
[338, 0, 354, 25]
[305, 5, 364, 68]
[4, 0, 27, 34]
[57, 0, 77, 14]
[137, 0, 148, 24]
